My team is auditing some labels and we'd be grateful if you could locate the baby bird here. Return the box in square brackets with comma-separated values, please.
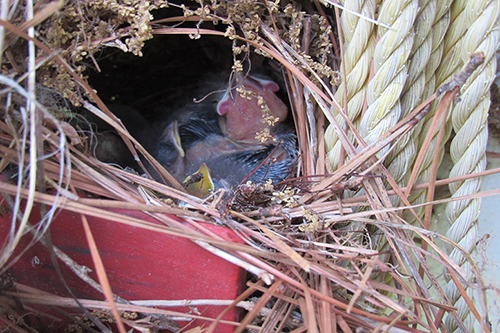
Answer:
[154, 120, 185, 180]
[180, 118, 296, 188]
[151, 71, 297, 195]
[216, 72, 289, 143]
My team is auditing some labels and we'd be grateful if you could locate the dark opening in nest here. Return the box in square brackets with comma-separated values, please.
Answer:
[86, 33, 234, 119]
[82, 25, 298, 197]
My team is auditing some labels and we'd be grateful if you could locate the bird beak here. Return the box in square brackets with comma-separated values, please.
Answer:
[216, 73, 281, 116]
[246, 75, 280, 92]
[183, 163, 215, 197]
[216, 74, 239, 116]
[162, 120, 185, 158]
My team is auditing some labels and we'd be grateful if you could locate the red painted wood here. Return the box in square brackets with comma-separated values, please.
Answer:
[0, 195, 245, 332]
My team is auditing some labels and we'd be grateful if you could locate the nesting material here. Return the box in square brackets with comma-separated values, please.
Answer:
[0, 1, 498, 332]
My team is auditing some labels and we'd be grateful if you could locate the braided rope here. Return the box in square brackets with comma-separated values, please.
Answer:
[324, 0, 375, 170]
[331, 0, 419, 246]
[384, 0, 437, 196]
[403, 0, 454, 223]
[322, 0, 496, 330]
[443, 0, 499, 331]
[370, 0, 438, 266]
[358, 0, 418, 155]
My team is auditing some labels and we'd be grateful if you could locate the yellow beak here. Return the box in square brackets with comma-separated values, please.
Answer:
[170, 120, 185, 158]
[183, 163, 215, 198]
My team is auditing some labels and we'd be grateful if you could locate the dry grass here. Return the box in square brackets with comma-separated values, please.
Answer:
[0, 0, 498, 332]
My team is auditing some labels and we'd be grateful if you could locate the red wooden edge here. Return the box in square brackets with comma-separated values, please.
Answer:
[0, 193, 246, 332]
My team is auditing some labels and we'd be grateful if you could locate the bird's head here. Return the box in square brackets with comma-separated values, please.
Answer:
[216, 73, 288, 143]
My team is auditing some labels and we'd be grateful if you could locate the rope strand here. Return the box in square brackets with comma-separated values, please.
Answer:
[444, 0, 499, 331]
[324, 0, 376, 170]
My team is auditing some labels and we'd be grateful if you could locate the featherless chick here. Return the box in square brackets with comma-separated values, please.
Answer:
[216, 72, 289, 143]
[179, 118, 296, 190]
[150, 71, 297, 196]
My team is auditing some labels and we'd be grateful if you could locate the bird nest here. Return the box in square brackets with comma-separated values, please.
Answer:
[0, 0, 498, 332]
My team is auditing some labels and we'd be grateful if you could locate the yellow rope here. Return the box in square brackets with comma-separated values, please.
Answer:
[323, 1, 496, 328]
[404, 0, 454, 224]
[385, 0, 437, 200]
[359, 0, 418, 155]
[443, 0, 499, 331]
[324, 0, 375, 170]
